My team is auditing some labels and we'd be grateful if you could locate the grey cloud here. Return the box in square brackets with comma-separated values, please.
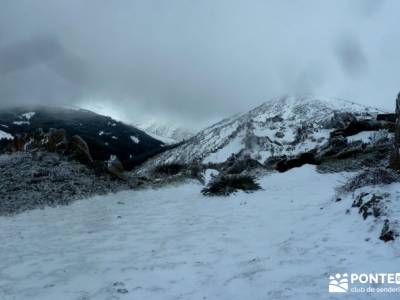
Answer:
[334, 35, 368, 78]
[0, 0, 399, 128]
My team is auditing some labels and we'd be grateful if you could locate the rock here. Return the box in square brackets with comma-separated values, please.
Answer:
[106, 155, 127, 180]
[69, 135, 93, 165]
[222, 154, 264, 174]
[291, 125, 309, 145]
[377, 113, 396, 122]
[331, 119, 393, 138]
[47, 129, 68, 152]
[13, 134, 25, 152]
[379, 219, 396, 242]
[319, 136, 348, 157]
[264, 155, 287, 168]
[358, 194, 383, 220]
[327, 111, 357, 129]
[379, 219, 397, 243]
[275, 151, 319, 172]
[352, 192, 369, 208]
[275, 131, 285, 138]
[390, 92, 400, 170]
[268, 115, 284, 123]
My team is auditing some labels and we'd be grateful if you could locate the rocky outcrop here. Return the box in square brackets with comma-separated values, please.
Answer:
[106, 155, 127, 180]
[346, 191, 398, 242]
[326, 111, 357, 129]
[331, 119, 394, 138]
[221, 153, 265, 174]
[274, 151, 319, 172]
[377, 113, 396, 122]
[47, 129, 68, 152]
[380, 219, 396, 242]
[352, 193, 383, 220]
[390, 92, 400, 169]
[69, 135, 93, 165]
[2, 128, 133, 181]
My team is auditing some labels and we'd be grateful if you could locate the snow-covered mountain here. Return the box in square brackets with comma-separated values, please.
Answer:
[138, 95, 386, 170]
[134, 121, 194, 144]
[1, 96, 399, 299]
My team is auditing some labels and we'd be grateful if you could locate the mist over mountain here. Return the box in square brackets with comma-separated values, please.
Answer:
[1, 1, 399, 129]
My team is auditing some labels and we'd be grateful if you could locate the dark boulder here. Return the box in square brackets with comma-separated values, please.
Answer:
[327, 111, 357, 129]
[331, 119, 386, 138]
[275, 151, 319, 172]
[390, 92, 400, 169]
[47, 128, 68, 152]
[222, 153, 264, 174]
[377, 113, 396, 122]
[13, 134, 25, 152]
[264, 155, 287, 169]
[320, 136, 348, 157]
[379, 219, 396, 242]
[106, 156, 127, 180]
[69, 135, 93, 165]
[268, 115, 284, 123]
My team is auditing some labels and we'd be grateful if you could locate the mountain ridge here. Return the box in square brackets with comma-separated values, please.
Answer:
[0, 105, 165, 169]
[134, 120, 194, 144]
[135, 95, 388, 173]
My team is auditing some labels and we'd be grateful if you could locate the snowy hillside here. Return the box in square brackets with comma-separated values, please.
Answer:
[134, 120, 194, 144]
[0, 130, 13, 140]
[137, 95, 385, 171]
[1, 165, 398, 300]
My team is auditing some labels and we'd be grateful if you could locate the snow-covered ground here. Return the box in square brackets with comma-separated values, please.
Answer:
[1, 166, 399, 300]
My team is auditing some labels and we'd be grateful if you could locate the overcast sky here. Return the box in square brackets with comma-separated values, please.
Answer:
[0, 0, 399, 129]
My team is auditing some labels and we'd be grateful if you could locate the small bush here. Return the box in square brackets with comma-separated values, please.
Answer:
[337, 167, 400, 193]
[187, 162, 203, 179]
[152, 163, 186, 177]
[202, 174, 261, 196]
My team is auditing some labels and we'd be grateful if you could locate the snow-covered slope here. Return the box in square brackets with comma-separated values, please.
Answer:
[0, 130, 13, 140]
[138, 95, 385, 169]
[134, 120, 194, 144]
[1, 165, 398, 299]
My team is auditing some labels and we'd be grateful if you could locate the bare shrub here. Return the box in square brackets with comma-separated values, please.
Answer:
[337, 167, 400, 193]
[201, 174, 261, 196]
[152, 163, 186, 177]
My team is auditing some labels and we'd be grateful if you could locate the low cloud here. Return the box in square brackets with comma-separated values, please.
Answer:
[0, 0, 399, 128]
